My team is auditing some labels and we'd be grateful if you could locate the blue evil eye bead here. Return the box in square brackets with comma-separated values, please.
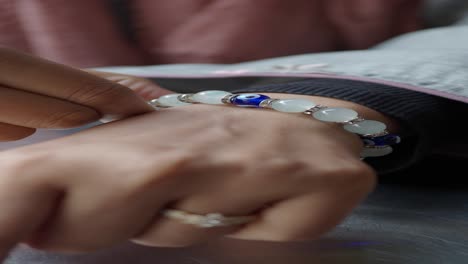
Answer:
[230, 94, 271, 107]
[363, 134, 401, 146]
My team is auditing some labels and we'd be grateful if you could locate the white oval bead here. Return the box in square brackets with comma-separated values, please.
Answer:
[148, 99, 162, 109]
[344, 120, 387, 135]
[157, 94, 192, 107]
[361, 146, 393, 157]
[312, 108, 358, 123]
[271, 99, 316, 113]
[192, 90, 232, 104]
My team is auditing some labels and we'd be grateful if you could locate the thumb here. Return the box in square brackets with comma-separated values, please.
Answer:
[0, 156, 61, 260]
[0, 48, 154, 120]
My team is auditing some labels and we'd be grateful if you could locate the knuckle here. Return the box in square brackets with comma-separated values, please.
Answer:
[220, 153, 316, 186]
[255, 157, 313, 183]
[266, 157, 311, 174]
[1, 151, 52, 185]
[355, 164, 377, 191]
[39, 108, 99, 128]
[2, 153, 35, 178]
[342, 161, 376, 188]
[216, 154, 256, 179]
[126, 149, 198, 194]
[218, 154, 252, 171]
[319, 160, 377, 190]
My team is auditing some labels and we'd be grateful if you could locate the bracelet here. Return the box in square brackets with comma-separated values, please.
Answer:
[148, 91, 401, 158]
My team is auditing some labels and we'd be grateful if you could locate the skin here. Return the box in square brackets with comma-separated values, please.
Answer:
[0, 48, 168, 141]
[0, 48, 399, 258]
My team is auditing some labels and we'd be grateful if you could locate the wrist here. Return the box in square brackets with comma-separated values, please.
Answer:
[150, 91, 401, 158]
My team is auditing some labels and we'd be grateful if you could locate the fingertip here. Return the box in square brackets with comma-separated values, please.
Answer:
[138, 86, 172, 101]
[0, 123, 36, 141]
[84, 70, 171, 102]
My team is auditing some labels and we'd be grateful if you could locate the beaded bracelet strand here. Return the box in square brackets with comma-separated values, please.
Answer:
[148, 91, 401, 158]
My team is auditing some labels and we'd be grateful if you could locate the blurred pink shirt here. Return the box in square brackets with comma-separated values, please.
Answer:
[0, 0, 422, 67]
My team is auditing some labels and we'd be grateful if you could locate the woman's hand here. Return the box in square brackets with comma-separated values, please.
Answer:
[0, 48, 169, 141]
[0, 94, 377, 256]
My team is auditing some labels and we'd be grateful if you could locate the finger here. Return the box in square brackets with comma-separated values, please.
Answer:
[87, 70, 172, 100]
[132, 194, 261, 247]
[131, 136, 350, 248]
[27, 189, 168, 252]
[131, 158, 292, 247]
[0, 86, 100, 129]
[231, 174, 376, 241]
[0, 158, 62, 259]
[0, 122, 35, 141]
[0, 48, 153, 118]
[26, 150, 187, 252]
